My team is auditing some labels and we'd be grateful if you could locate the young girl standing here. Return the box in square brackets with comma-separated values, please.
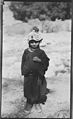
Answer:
[21, 28, 50, 113]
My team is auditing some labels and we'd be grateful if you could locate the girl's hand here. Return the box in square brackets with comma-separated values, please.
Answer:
[33, 56, 41, 62]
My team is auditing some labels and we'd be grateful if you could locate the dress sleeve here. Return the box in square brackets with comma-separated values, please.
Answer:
[39, 50, 50, 75]
[21, 49, 27, 75]
[42, 51, 50, 70]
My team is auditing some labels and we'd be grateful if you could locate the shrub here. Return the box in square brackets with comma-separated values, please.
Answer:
[9, 2, 72, 22]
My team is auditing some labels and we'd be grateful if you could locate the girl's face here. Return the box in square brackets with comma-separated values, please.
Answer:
[29, 40, 40, 49]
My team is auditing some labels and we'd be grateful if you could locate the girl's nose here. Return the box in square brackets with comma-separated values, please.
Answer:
[33, 42, 36, 45]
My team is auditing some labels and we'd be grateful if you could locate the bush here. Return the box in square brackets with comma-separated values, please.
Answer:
[9, 2, 72, 22]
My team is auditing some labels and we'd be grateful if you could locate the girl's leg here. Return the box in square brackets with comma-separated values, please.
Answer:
[31, 103, 42, 113]
[31, 104, 37, 113]
[24, 98, 33, 112]
[35, 103, 42, 113]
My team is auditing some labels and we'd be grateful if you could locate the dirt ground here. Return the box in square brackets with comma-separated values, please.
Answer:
[1, 74, 70, 118]
[2, 74, 70, 118]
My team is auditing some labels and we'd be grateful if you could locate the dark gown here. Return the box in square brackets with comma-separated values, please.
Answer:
[21, 48, 50, 104]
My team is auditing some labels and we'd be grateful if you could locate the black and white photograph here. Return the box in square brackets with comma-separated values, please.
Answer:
[0, 1, 72, 118]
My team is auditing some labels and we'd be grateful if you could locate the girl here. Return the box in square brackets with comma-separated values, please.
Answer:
[21, 31, 50, 113]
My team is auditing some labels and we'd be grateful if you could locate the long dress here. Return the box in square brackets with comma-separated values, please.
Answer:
[21, 48, 50, 104]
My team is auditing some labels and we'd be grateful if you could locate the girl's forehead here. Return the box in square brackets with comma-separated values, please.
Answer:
[30, 40, 40, 43]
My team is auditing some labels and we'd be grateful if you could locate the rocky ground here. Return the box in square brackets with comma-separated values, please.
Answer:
[1, 2, 71, 118]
